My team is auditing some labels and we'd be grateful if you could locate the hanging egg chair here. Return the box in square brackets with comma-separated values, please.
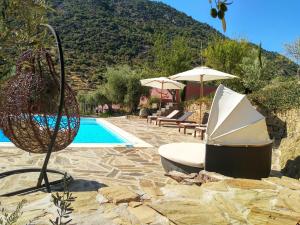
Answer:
[0, 24, 80, 196]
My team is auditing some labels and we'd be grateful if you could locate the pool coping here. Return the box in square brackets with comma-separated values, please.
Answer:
[0, 117, 153, 148]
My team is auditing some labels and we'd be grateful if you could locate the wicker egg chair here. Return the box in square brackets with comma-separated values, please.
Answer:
[0, 25, 80, 196]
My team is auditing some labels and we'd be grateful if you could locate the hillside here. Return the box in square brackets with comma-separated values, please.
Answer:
[48, 0, 298, 90]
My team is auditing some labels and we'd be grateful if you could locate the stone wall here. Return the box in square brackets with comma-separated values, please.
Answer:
[266, 108, 300, 178]
[184, 102, 300, 178]
[185, 102, 210, 123]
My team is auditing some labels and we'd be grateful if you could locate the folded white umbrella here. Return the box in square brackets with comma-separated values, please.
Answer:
[140, 77, 185, 110]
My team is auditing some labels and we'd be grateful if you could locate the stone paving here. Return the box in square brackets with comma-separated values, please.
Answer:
[0, 116, 202, 195]
[1, 116, 295, 225]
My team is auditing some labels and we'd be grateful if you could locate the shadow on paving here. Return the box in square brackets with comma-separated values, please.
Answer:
[51, 179, 107, 192]
[281, 156, 300, 179]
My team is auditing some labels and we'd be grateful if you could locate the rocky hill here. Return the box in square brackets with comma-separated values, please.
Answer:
[48, 0, 298, 90]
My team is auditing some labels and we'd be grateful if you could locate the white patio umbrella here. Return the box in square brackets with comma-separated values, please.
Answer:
[169, 66, 238, 121]
[140, 77, 185, 110]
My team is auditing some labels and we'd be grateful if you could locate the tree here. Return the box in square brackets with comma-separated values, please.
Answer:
[0, 0, 49, 81]
[203, 38, 253, 92]
[103, 65, 149, 113]
[103, 66, 129, 104]
[203, 38, 250, 74]
[151, 34, 194, 101]
[285, 38, 300, 64]
[239, 48, 276, 93]
[152, 34, 193, 76]
[77, 91, 86, 113]
[285, 38, 300, 78]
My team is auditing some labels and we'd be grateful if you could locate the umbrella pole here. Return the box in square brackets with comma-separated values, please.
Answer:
[159, 81, 164, 112]
[199, 75, 203, 123]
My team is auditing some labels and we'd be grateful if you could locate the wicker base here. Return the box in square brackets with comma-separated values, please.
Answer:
[205, 144, 272, 179]
[160, 156, 202, 174]
[0, 168, 73, 197]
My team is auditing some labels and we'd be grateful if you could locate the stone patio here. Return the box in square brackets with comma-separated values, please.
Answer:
[0, 117, 299, 225]
[0, 117, 202, 195]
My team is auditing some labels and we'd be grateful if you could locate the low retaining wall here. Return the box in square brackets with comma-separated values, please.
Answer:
[265, 108, 300, 178]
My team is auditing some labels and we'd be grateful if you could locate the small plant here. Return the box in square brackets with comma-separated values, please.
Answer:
[50, 174, 76, 225]
[0, 199, 26, 225]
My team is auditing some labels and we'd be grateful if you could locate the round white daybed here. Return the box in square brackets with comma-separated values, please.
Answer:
[204, 84, 272, 179]
[158, 143, 205, 173]
[158, 84, 272, 179]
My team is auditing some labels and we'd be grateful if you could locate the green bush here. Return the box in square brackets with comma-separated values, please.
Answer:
[148, 96, 160, 105]
[183, 95, 214, 109]
[249, 79, 300, 112]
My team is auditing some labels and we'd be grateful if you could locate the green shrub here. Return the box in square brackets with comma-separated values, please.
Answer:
[148, 97, 160, 105]
[183, 95, 213, 109]
[249, 79, 300, 112]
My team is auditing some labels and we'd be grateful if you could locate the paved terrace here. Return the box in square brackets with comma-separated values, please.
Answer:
[0, 116, 202, 194]
[1, 117, 298, 225]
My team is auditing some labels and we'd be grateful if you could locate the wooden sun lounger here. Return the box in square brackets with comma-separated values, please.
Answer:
[147, 110, 180, 124]
[178, 123, 206, 134]
[178, 112, 209, 134]
[157, 111, 195, 127]
[194, 126, 206, 140]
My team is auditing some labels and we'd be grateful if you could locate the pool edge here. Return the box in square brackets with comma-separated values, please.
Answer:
[0, 118, 153, 148]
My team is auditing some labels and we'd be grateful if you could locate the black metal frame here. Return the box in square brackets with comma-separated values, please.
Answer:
[0, 24, 72, 197]
[0, 168, 72, 197]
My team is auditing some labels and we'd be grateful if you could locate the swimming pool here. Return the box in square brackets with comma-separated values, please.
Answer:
[75, 118, 126, 144]
[0, 117, 151, 148]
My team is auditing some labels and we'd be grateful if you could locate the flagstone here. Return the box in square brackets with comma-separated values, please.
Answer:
[98, 186, 140, 204]
[1, 117, 297, 225]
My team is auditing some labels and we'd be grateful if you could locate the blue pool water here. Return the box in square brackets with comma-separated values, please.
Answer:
[0, 130, 10, 142]
[0, 117, 127, 144]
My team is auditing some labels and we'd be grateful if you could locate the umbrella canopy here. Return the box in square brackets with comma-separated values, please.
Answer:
[140, 77, 185, 89]
[170, 66, 238, 122]
[140, 77, 185, 110]
[169, 66, 238, 82]
[206, 84, 271, 146]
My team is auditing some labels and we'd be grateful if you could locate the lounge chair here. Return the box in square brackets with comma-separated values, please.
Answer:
[158, 143, 205, 174]
[147, 110, 180, 124]
[157, 111, 195, 127]
[178, 112, 209, 134]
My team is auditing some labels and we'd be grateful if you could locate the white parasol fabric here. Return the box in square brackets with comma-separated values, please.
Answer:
[169, 66, 238, 82]
[170, 66, 238, 122]
[206, 84, 272, 146]
[140, 77, 185, 110]
[140, 77, 185, 89]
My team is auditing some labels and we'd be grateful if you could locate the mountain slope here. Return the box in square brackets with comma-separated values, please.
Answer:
[48, 0, 298, 90]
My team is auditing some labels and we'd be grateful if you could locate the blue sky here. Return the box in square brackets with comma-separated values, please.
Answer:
[158, 0, 300, 55]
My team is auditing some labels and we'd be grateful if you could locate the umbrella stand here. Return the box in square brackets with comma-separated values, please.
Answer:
[159, 81, 164, 111]
[199, 75, 204, 123]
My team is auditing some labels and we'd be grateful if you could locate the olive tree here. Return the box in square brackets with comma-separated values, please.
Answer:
[0, 0, 49, 81]
[240, 48, 276, 93]
[103, 65, 149, 113]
